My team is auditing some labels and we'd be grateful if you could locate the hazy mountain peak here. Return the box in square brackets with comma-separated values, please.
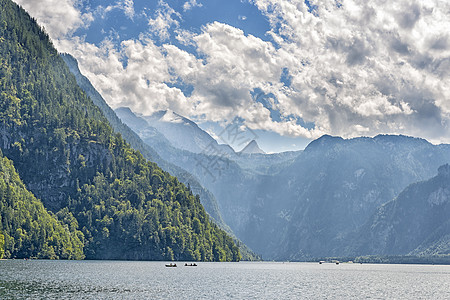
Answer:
[304, 134, 344, 151]
[240, 140, 265, 154]
[115, 106, 134, 115]
[160, 109, 184, 124]
[148, 110, 197, 127]
[115, 107, 149, 129]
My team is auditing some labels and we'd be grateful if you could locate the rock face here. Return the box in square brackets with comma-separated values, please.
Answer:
[0, 150, 85, 259]
[438, 164, 450, 178]
[348, 164, 450, 256]
[262, 135, 450, 260]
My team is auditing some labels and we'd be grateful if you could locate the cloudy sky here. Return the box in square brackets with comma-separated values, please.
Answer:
[14, 0, 450, 153]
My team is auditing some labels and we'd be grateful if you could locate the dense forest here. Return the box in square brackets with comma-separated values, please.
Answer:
[0, 0, 239, 261]
[0, 229, 4, 258]
[0, 150, 84, 259]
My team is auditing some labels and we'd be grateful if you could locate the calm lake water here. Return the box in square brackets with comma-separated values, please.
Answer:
[0, 260, 449, 299]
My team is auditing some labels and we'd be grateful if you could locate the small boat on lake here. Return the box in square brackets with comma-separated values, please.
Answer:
[165, 263, 177, 267]
[184, 263, 198, 267]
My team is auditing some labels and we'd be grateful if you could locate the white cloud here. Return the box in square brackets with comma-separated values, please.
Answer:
[174, 29, 196, 46]
[93, 0, 136, 20]
[148, 1, 181, 41]
[183, 0, 203, 12]
[16, 0, 450, 144]
[247, 0, 450, 140]
[122, 0, 135, 19]
[162, 22, 322, 138]
[13, 0, 91, 40]
[70, 37, 193, 116]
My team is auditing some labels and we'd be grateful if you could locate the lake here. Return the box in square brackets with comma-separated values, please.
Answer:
[0, 260, 449, 299]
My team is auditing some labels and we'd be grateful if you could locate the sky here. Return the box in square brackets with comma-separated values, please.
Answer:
[13, 0, 450, 153]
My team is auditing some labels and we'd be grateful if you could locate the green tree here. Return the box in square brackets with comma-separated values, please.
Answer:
[0, 231, 5, 259]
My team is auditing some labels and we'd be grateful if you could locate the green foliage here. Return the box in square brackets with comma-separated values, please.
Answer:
[0, 0, 239, 261]
[0, 230, 4, 259]
[0, 151, 84, 259]
[69, 140, 240, 261]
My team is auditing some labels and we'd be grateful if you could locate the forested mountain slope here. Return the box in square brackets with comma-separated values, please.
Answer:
[60, 53, 226, 230]
[61, 53, 259, 260]
[0, 150, 84, 259]
[0, 0, 239, 261]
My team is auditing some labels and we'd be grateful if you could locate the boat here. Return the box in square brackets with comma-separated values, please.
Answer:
[165, 263, 177, 267]
[185, 263, 198, 266]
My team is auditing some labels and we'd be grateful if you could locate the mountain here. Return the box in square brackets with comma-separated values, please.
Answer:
[349, 164, 450, 256]
[62, 55, 259, 261]
[256, 135, 450, 259]
[61, 54, 226, 229]
[239, 140, 265, 154]
[0, 0, 239, 261]
[115, 109, 268, 244]
[0, 150, 84, 259]
[116, 106, 450, 260]
[140, 109, 234, 155]
[115, 107, 300, 175]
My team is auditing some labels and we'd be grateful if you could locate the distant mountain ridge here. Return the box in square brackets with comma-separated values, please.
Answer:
[264, 134, 450, 260]
[116, 105, 450, 260]
[115, 107, 296, 174]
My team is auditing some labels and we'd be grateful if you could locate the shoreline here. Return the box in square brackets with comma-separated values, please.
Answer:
[1, 258, 449, 266]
